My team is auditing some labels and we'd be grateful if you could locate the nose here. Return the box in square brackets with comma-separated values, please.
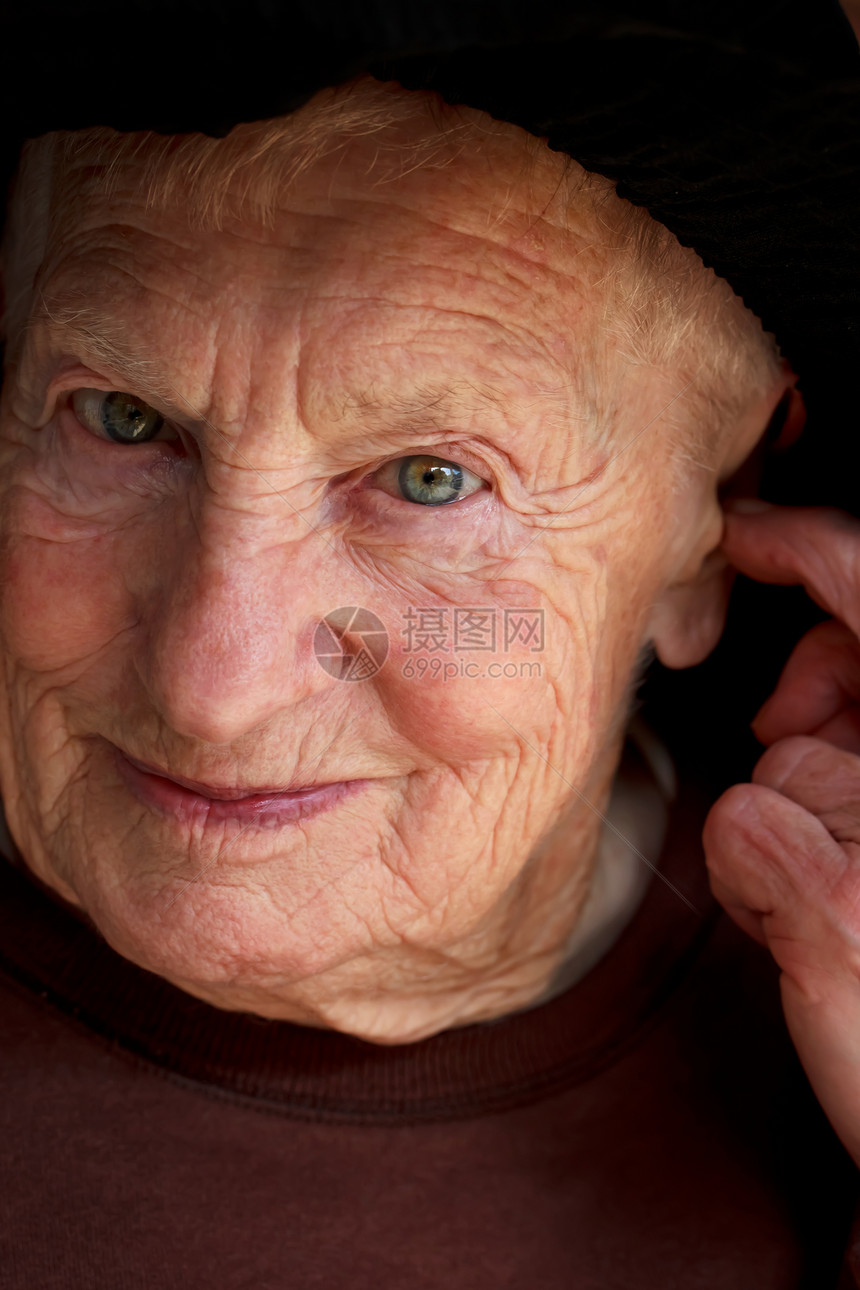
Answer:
[137, 512, 344, 746]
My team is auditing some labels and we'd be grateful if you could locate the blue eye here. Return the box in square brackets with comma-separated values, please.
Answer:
[398, 456, 465, 505]
[71, 389, 170, 445]
[373, 454, 487, 507]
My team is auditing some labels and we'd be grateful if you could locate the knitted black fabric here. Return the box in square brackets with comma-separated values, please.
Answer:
[0, 0, 857, 779]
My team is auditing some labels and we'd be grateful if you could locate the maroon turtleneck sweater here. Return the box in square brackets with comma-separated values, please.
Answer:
[0, 771, 859, 1288]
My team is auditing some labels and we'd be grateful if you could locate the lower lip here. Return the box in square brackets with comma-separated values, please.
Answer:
[114, 749, 366, 828]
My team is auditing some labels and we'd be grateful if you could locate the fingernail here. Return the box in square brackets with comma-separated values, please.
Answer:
[724, 498, 773, 514]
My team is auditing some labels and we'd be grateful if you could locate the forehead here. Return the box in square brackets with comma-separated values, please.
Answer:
[23, 80, 617, 314]
[29, 108, 608, 362]
[6, 87, 640, 476]
[36, 104, 609, 293]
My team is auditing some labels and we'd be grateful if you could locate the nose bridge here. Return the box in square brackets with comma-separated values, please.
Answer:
[140, 493, 333, 744]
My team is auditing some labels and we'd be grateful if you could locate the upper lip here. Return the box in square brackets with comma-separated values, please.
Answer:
[118, 749, 330, 801]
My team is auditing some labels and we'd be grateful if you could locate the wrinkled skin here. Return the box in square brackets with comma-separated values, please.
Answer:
[708, 505, 860, 1171]
[0, 86, 790, 1043]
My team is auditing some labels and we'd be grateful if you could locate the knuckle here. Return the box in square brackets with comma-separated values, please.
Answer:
[702, 782, 766, 860]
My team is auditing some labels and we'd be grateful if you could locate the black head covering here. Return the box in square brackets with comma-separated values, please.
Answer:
[1, 0, 858, 780]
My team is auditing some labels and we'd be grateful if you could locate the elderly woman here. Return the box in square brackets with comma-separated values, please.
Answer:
[0, 0, 858, 1284]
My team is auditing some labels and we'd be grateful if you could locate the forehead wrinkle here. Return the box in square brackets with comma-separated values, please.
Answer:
[309, 298, 597, 421]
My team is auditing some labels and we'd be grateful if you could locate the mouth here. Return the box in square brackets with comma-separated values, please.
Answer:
[113, 746, 368, 827]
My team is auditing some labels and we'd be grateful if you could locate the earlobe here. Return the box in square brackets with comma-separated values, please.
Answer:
[648, 549, 736, 670]
[647, 499, 730, 670]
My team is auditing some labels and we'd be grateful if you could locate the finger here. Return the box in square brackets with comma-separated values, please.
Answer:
[751, 735, 860, 848]
[812, 708, 860, 755]
[706, 868, 768, 946]
[704, 777, 860, 1163]
[721, 504, 860, 636]
[703, 779, 853, 964]
[753, 619, 860, 752]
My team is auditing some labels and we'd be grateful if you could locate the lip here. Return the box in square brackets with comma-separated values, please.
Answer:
[114, 747, 367, 827]
[121, 751, 318, 800]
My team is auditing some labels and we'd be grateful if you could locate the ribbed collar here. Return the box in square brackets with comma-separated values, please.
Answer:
[0, 774, 718, 1125]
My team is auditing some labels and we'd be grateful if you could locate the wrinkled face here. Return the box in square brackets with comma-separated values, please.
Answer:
[0, 88, 779, 1041]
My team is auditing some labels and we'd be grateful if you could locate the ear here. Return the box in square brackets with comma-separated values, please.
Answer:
[647, 365, 806, 671]
[647, 505, 733, 670]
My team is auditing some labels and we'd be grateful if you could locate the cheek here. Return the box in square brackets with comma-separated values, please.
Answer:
[0, 502, 133, 673]
[0, 420, 179, 673]
[372, 588, 586, 769]
[0, 533, 130, 672]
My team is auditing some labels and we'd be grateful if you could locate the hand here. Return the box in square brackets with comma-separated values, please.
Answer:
[704, 503, 860, 1166]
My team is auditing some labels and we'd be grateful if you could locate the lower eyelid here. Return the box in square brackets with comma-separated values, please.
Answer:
[60, 405, 181, 455]
[357, 488, 490, 525]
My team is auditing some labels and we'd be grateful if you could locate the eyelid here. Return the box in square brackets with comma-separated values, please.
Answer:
[38, 362, 184, 429]
[363, 444, 494, 487]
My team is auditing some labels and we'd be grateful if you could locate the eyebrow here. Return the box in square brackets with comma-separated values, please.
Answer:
[337, 375, 592, 449]
[341, 382, 511, 431]
[27, 294, 192, 418]
[28, 292, 596, 446]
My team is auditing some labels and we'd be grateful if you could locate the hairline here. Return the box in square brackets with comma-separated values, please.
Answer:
[1, 77, 784, 484]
